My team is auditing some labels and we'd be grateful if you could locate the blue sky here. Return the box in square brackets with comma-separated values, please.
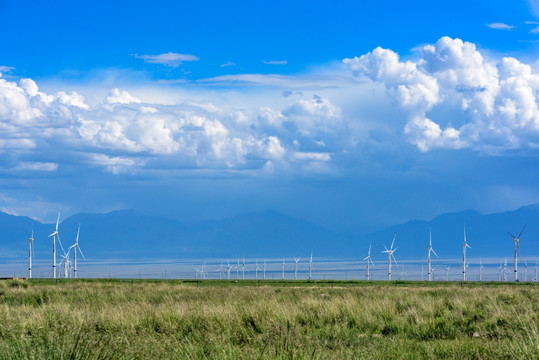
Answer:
[1, 0, 539, 233]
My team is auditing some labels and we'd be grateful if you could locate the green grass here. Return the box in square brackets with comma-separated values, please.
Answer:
[0, 279, 537, 359]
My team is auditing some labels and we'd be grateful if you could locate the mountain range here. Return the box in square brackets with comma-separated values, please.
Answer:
[0, 205, 537, 261]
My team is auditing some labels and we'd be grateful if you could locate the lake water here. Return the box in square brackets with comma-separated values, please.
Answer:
[1, 256, 538, 282]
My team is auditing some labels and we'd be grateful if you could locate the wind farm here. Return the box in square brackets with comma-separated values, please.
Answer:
[3, 1, 539, 357]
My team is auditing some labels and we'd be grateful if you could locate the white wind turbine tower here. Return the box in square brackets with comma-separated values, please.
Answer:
[59, 250, 71, 279]
[503, 258, 508, 282]
[293, 257, 300, 280]
[217, 263, 224, 279]
[399, 264, 407, 280]
[382, 235, 397, 280]
[68, 225, 85, 279]
[445, 266, 450, 281]
[308, 251, 313, 280]
[525, 262, 528, 282]
[263, 259, 266, 280]
[28, 229, 34, 279]
[479, 258, 484, 282]
[427, 229, 438, 282]
[236, 258, 240, 279]
[241, 257, 247, 280]
[281, 258, 285, 280]
[462, 225, 471, 281]
[48, 210, 64, 279]
[226, 260, 232, 280]
[508, 224, 526, 282]
[363, 242, 375, 281]
[200, 264, 207, 279]
[255, 260, 262, 280]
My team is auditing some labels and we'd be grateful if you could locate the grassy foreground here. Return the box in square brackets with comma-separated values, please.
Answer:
[0, 279, 537, 359]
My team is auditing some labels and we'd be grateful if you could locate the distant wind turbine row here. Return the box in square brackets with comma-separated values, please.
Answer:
[191, 224, 531, 282]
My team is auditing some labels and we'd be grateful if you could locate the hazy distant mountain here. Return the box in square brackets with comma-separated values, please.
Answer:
[0, 205, 537, 261]
[365, 205, 539, 259]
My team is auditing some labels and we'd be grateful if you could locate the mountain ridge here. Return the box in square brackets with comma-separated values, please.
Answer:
[0, 205, 537, 260]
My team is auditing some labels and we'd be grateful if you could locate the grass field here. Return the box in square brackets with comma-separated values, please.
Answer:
[0, 279, 537, 359]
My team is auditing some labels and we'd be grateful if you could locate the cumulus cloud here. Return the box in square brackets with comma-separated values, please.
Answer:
[486, 22, 516, 30]
[344, 36, 539, 152]
[134, 52, 199, 67]
[0, 72, 349, 176]
[105, 88, 142, 105]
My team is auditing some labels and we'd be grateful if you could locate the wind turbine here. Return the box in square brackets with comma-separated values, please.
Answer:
[382, 235, 397, 280]
[399, 264, 407, 280]
[226, 260, 232, 280]
[503, 258, 508, 282]
[445, 266, 450, 281]
[427, 229, 438, 282]
[59, 250, 71, 279]
[68, 225, 85, 279]
[28, 229, 34, 279]
[508, 224, 526, 282]
[281, 258, 285, 280]
[263, 259, 266, 280]
[293, 257, 300, 280]
[479, 258, 484, 282]
[308, 251, 313, 280]
[525, 262, 528, 282]
[241, 257, 247, 280]
[48, 210, 64, 279]
[217, 263, 224, 279]
[363, 242, 375, 281]
[200, 264, 207, 279]
[462, 225, 471, 281]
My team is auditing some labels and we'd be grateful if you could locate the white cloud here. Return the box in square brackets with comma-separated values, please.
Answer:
[88, 154, 145, 174]
[344, 36, 539, 152]
[198, 73, 358, 89]
[0, 66, 15, 73]
[105, 88, 142, 104]
[486, 22, 516, 30]
[293, 152, 331, 161]
[263, 60, 288, 65]
[134, 52, 199, 67]
[220, 61, 236, 67]
[16, 162, 58, 171]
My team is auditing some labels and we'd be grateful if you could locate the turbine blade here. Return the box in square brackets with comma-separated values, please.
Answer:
[432, 249, 438, 257]
[76, 225, 80, 243]
[78, 246, 85, 260]
[391, 234, 396, 249]
[56, 232, 65, 253]
[55, 211, 60, 231]
[517, 224, 527, 239]
[392, 253, 398, 264]
[508, 232, 517, 239]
